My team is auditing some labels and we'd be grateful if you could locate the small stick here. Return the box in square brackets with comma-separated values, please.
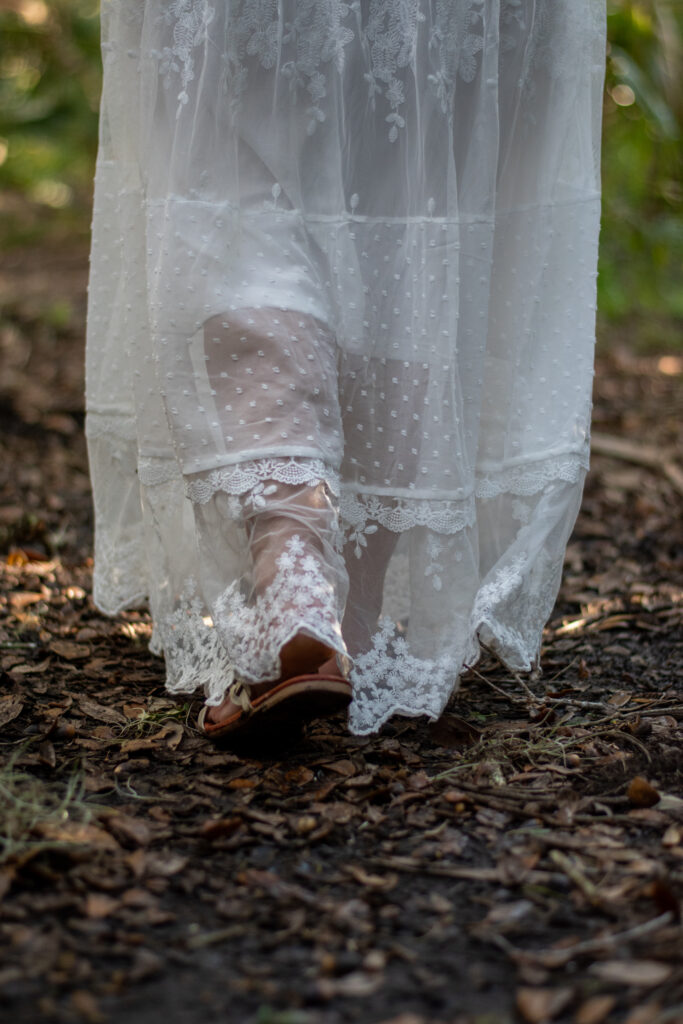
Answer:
[488, 911, 674, 968]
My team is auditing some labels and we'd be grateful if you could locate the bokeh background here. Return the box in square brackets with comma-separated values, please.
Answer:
[0, 0, 681, 346]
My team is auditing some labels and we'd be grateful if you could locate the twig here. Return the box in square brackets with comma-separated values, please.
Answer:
[513, 672, 539, 702]
[549, 849, 602, 907]
[369, 854, 558, 886]
[465, 666, 527, 705]
[465, 665, 681, 721]
[591, 431, 683, 497]
[185, 924, 247, 950]
[485, 912, 674, 968]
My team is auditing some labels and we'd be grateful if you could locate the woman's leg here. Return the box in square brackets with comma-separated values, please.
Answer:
[193, 309, 348, 724]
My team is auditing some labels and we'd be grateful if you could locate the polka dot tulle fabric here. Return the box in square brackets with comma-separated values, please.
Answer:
[86, 1, 605, 734]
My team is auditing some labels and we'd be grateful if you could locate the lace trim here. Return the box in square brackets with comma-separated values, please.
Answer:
[151, 578, 235, 705]
[154, 536, 347, 701]
[92, 531, 147, 616]
[348, 618, 464, 734]
[150, 541, 565, 733]
[213, 534, 346, 685]
[340, 492, 476, 553]
[185, 457, 341, 505]
[475, 449, 589, 500]
[472, 546, 563, 669]
[348, 548, 562, 735]
[86, 410, 137, 443]
[339, 451, 589, 548]
[138, 456, 182, 488]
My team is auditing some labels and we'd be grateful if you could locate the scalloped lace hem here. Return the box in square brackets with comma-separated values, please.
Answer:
[154, 535, 347, 705]
[475, 448, 589, 499]
[185, 457, 341, 504]
[92, 532, 147, 616]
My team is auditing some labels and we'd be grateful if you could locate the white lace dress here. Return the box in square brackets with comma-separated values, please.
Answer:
[86, 0, 606, 734]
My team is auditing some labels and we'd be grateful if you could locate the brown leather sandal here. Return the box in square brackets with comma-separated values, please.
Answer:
[197, 671, 352, 747]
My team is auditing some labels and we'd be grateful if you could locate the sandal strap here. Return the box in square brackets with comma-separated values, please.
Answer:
[227, 678, 254, 714]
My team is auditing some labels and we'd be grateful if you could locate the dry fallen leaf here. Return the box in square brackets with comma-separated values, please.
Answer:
[428, 713, 481, 748]
[326, 759, 356, 777]
[608, 690, 632, 708]
[70, 990, 104, 1024]
[627, 777, 660, 808]
[226, 777, 259, 790]
[516, 986, 574, 1023]
[50, 640, 90, 661]
[77, 697, 127, 727]
[661, 824, 682, 848]
[127, 949, 164, 983]
[84, 893, 120, 919]
[622, 1004, 662, 1024]
[0, 695, 23, 729]
[103, 813, 152, 847]
[293, 815, 317, 835]
[346, 865, 398, 891]
[200, 817, 243, 841]
[10, 591, 45, 612]
[318, 801, 356, 824]
[482, 900, 534, 931]
[284, 766, 314, 786]
[575, 995, 617, 1024]
[141, 851, 188, 877]
[590, 960, 672, 987]
[317, 970, 384, 999]
[657, 792, 683, 817]
[32, 822, 119, 850]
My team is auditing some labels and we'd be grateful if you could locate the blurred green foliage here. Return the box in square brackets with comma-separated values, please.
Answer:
[0, 0, 681, 336]
[0, 0, 100, 243]
[602, 0, 682, 332]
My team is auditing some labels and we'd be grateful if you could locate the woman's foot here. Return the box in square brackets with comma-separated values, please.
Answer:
[204, 633, 337, 727]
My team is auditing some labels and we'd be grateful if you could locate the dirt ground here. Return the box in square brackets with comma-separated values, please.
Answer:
[0, 242, 682, 1024]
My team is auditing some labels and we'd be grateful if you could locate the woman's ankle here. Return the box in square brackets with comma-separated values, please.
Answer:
[278, 633, 335, 680]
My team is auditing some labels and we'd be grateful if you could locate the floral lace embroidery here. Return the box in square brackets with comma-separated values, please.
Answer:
[155, 0, 488, 137]
[475, 449, 589, 500]
[226, 0, 356, 135]
[182, 449, 588, 549]
[472, 547, 562, 671]
[157, 0, 216, 110]
[138, 455, 182, 488]
[92, 530, 147, 617]
[185, 456, 341, 504]
[348, 618, 462, 734]
[153, 542, 562, 734]
[85, 410, 137, 446]
[340, 492, 476, 549]
[349, 545, 562, 735]
[428, 0, 485, 111]
[339, 449, 589, 550]
[424, 534, 445, 591]
[365, 0, 424, 141]
[213, 534, 346, 683]
[151, 578, 236, 705]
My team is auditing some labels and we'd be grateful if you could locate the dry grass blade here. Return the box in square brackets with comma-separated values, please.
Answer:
[0, 754, 99, 864]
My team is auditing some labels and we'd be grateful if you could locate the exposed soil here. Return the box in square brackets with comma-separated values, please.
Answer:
[0, 243, 682, 1024]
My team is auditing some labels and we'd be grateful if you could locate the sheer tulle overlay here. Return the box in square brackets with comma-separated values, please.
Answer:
[86, 0, 605, 734]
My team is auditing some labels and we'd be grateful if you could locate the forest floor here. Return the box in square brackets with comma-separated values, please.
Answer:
[0, 241, 682, 1024]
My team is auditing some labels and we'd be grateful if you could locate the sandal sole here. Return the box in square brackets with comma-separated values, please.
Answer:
[198, 675, 352, 748]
